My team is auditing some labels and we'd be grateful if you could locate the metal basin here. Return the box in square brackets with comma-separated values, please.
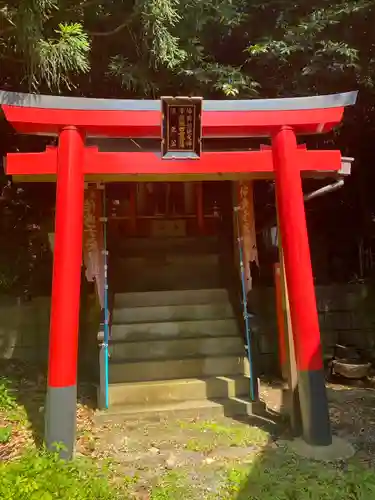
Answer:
[332, 358, 371, 379]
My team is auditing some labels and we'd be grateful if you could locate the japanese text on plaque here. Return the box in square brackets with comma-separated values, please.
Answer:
[168, 105, 195, 151]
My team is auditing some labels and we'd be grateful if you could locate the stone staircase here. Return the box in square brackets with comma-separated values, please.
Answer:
[105, 287, 254, 418]
[110, 236, 224, 293]
[98, 234, 258, 420]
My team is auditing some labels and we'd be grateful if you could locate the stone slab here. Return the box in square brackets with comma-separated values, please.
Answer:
[112, 302, 234, 325]
[110, 335, 244, 361]
[109, 355, 249, 383]
[108, 375, 251, 406]
[110, 318, 240, 342]
[114, 288, 229, 309]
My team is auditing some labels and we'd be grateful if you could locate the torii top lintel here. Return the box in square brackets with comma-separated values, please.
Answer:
[0, 90, 357, 138]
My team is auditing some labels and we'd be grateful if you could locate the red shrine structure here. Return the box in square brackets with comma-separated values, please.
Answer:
[0, 90, 357, 459]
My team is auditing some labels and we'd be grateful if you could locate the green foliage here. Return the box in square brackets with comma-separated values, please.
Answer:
[246, 0, 374, 93]
[0, 181, 52, 297]
[1, 0, 90, 90]
[0, 451, 125, 500]
[179, 419, 269, 448]
[37, 23, 90, 90]
[0, 425, 12, 443]
[139, 0, 186, 69]
[220, 454, 375, 499]
[180, 62, 260, 97]
[108, 56, 160, 96]
[150, 471, 193, 500]
[0, 377, 18, 411]
[105, 0, 258, 97]
[1, 0, 374, 96]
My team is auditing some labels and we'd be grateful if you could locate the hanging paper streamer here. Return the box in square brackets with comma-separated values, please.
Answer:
[83, 185, 105, 308]
[238, 181, 258, 292]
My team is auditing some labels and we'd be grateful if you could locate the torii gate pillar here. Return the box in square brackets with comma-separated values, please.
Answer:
[273, 126, 332, 446]
[45, 126, 85, 459]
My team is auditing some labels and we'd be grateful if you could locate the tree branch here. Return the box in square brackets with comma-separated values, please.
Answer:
[0, 15, 15, 36]
[0, 26, 15, 36]
[0, 53, 23, 63]
[88, 19, 133, 37]
[81, 0, 105, 8]
[0, 4, 16, 33]
[66, 0, 108, 11]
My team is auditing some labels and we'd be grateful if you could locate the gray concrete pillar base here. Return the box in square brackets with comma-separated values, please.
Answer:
[298, 369, 332, 446]
[278, 436, 355, 462]
[45, 385, 77, 460]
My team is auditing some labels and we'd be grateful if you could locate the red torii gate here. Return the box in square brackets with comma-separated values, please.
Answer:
[0, 90, 357, 459]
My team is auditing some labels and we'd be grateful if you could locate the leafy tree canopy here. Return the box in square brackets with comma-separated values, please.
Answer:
[0, 0, 374, 293]
[0, 0, 373, 97]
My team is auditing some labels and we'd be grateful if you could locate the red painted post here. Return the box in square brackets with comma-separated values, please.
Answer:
[273, 126, 332, 446]
[45, 126, 85, 459]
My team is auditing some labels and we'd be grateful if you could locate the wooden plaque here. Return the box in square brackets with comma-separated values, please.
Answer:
[161, 96, 202, 160]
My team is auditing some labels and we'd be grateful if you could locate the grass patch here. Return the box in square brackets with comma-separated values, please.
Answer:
[185, 438, 216, 453]
[0, 450, 127, 500]
[0, 425, 12, 443]
[0, 377, 19, 412]
[1, 368, 374, 500]
[0, 376, 28, 423]
[220, 449, 375, 499]
[180, 419, 269, 449]
[0, 376, 34, 459]
[150, 470, 195, 500]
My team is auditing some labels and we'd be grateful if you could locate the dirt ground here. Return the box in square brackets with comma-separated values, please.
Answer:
[74, 379, 375, 496]
[2, 360, 375, 497]
[260, 378, 375, 467]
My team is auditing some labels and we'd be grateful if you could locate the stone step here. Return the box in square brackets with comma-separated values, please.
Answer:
[112, 266, 223, 293]
[114, 265, 222, 281]
[95, 397, 270, 425]
[109, 355, 249, 384]
[114, 288, 229, 308]
[108, 376, 251, 406]
[116, 236, 219, 255]
[110, 335, 244, 361]
[118, 253, 220, 268]
[112, 302, 234, 324]
[110, 318, 240, 342]
[117, 258, 221, 286]
[113, 276, 223, 293]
